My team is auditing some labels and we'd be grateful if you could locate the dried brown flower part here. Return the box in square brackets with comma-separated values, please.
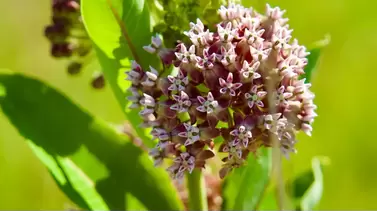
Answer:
[45, 0, 93, 76]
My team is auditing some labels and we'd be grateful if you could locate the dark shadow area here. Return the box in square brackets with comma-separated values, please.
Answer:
[0, 73, 180, 210]
[0, 74, 86, 156]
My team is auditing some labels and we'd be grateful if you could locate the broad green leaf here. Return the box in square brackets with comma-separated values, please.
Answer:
[303, 35, 331, 83]
[81, 0, 161, 147]
[286, 156, 329, 211]
[125, 192, 148, 211]
[0, 73, 183, 210]
[28, 142, 108, 211]
[256, 188, 279, 211]
[221, 147, 272, 210]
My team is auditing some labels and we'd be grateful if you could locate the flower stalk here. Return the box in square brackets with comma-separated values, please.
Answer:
[186, 170, 208, 211]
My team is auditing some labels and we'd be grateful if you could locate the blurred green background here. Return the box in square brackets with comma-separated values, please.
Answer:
[1, 0, 377, 210]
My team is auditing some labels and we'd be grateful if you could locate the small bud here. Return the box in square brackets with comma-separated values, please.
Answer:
[67, 62, 82, 75]
[91, 73, 105, 89]
[51, 43, 74, 58]
[44, 23, 69, 42]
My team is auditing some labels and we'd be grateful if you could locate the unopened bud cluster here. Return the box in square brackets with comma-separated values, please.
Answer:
[45, 0, 92, 75]
[126, 3, 317, 179]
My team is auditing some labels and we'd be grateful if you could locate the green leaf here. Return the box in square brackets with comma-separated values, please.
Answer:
[0, 73, 183, 210]
[286, 156, 329, 211]
[256, 188, 279, 211]
[28, 142, 109, 211]
[125, 192, 148, 211]
[222, 147, 272, 210]
[303, 35, 331, 83]
[81, 0, 161, 147]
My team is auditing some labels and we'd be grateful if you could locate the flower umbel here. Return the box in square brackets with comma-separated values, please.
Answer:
[125, 3, 317, 179]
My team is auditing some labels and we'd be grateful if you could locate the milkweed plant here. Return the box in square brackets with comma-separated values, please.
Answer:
[0, 0, 330, 211]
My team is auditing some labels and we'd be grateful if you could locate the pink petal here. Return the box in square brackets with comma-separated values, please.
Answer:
[178, 166, 187, 173]
[196, 19, 204, 29]
[178, 132, 188, 138]
[182, 77, 189, 84]
[256, 100, 264, 107]
[168, 84, 177, 91]
[284, 132, 292, 139]
[226, 73, 234, 83]
[242, 60, 249, 69]
[182, 58, 188, 63]
[248, 101, 255, 108]
[197, 96, 206, 104]
[233, 82, 243, 89]
[257, 29, 265, 36]
[221, 58, 230, 66]
[181, 91, 189, 99]
[225, 22, 232, 30]
[170, 104, 179, 111]
[209, 53, 216, 61]
[172, 94, 180, 101]
[143, 45, 156, 54]
[283, 92, 293, 99]
[183, 123, 191, 130]
[219, 78, 227, 87]
[189, 45, 195, 54]
[237, 150, 242, 158]
[251, 61, 261, 69]
[188, 165, 194, 173]
[196, 106, 206, 112]
[178, 70, 185, 78]
[230, 129, 238, 136]
[242, 71, 250, 78]
[207, 92, 214, 101]
[180, 152, 190, 158]
[243, 139, 249, 147]
[183, 100, 191, 107]
[173, 157, 182, 163]
[257, 91, 267, 98]
[232, 139, 240, 146]
[167, 75, 175, 83]
[175, 53, 183, 60]
[251, 85, 258, 93]
[203, 48, 209, 57]
[301, 123, 312, 136]
[221, 46, 227, 54]
[278, 86, 285, 93]
[180, 44, 187, 52]
[184, 139, 194, 146]
[272, 113, 282, 120]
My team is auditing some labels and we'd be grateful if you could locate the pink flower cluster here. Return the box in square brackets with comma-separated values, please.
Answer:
[126, 3, 317, 179]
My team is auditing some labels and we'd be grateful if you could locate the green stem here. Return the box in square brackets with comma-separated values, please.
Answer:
[186, 170, 208, 211]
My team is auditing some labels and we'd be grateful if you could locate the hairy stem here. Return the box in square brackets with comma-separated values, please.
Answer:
[262, 48, 287, 210]
[186, 170, 208, 211]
